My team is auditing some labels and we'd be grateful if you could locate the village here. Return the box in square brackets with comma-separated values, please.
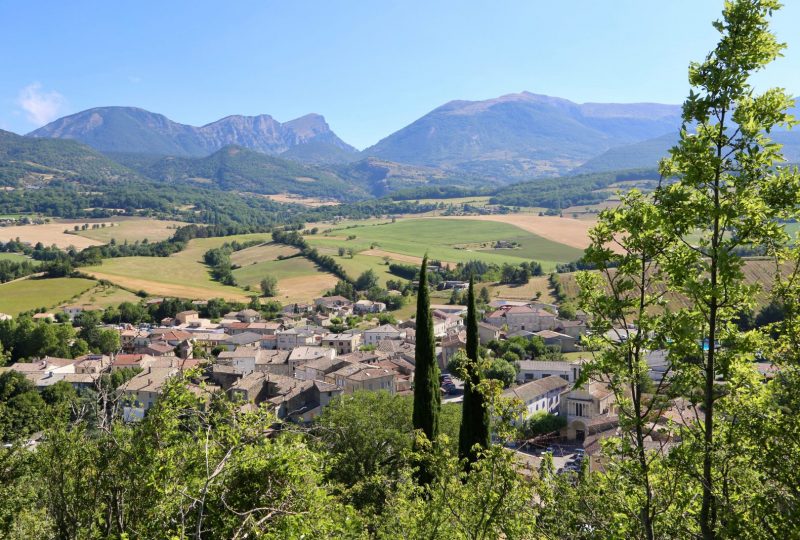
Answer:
[4, 284, 751, 473]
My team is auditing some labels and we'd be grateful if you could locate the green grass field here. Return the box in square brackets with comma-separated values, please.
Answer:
[230, 242, 299, 266]
[58, 283, 142, 310]
[233, 256, 323, 287]
[309, 218, 583, 270]
[0, 277, 96, 315]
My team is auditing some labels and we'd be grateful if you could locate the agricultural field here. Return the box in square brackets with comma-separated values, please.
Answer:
[83, 234, 272, 301]
[308, 217, 584, 271]
[411, 195, 493, 206]
[0, 277, 96, 315]
[57, 283, 142, 311]
[0, 221, 104, 250]
[230, 243, 299, 266]
[486, 276, 556, 303]
[83, 234, 339, 304]
[0, 217, 187, 250]
[233, 255, 330, 286]
[75, 218, 187, 244]
[428, 214, 600, 252]
[263, 193, 339, 207]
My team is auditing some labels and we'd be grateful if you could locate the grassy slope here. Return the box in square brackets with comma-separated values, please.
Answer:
[57, 282, 142, 309]
[307, 218, 583, 271]
[0, 277, 96, 315]
[230, 243, 299, 266]
[233, 256, 325, 287]
[83, 234, 272, 301]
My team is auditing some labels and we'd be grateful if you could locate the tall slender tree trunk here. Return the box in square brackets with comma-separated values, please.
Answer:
[459, 276, 490, 465]
[412, 256, 441, 483]
[700, 122, 725, 540]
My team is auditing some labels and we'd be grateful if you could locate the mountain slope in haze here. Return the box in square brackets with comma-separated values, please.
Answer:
[364, 92, 682, 178]
[573, 132, 678, 173]
[140, 145, 368, 201]
[575, 123, 800, 174]
[28, 107, 358, 163]
[334, 157, 493, 197]
[0, 129, 139, 186]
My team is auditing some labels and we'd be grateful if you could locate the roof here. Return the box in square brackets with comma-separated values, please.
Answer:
[478, 322, 502, 331]
[219, 347, 260, 359]
[120, 367, 179, 392]
[348, 367, 394, 381]
[534, 330, 573, 339]
[227, 332, 263, 345]
[254, 350, 290, 366]
[237, 309, 260, 317]
[143, 342, 175, 354]
[375, 340, 414, 355]
[151, 329, 193, 342]
[322, 333, 359, 341]
[288, 346, 331, 362]
[332, 362, 374, 378]
[503, 375, 570, 402]
[114, 354, 146, 365]
[556, 319, 586, 328]
[517, 360, 579, 372]
[149, 357, 201, 370]
[338, 351, 385, 364]
[229, 372, 268, 394]
[302, 356, 349, 373]
[365, 324, 400, 334]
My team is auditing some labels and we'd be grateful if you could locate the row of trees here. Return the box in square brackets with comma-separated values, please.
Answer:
[272, 229, 352, 283]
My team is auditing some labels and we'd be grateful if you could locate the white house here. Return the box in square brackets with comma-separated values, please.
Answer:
[503, 375, 570, 421]
[516, 360, 583, 384]
[363, 324, 404, 346]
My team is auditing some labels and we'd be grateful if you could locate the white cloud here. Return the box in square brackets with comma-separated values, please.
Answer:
[17, 83, 67, 126]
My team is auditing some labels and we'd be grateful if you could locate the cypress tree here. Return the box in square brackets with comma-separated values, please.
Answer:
[412, 256, 441, 444]
[458, 275, 490, 464]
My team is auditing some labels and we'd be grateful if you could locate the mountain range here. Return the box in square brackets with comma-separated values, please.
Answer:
[29, 107, 358, 164]
[363, 92, 683, 178]
[8, 92, 800, 201]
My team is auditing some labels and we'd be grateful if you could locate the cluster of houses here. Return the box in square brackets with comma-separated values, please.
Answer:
[5, 294, 637, 448]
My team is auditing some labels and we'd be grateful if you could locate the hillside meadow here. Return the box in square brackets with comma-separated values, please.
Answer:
[309, 217, 584, 270]
[83, 234, 273, 301]
[0, 277, 96, 315]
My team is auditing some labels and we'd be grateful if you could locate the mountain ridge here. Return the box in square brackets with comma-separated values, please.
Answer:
[362, 91, 683, 178]
[29, 106, 358, 164]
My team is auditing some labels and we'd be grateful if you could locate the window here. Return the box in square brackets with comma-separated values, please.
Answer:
[573, 402, 587, 417]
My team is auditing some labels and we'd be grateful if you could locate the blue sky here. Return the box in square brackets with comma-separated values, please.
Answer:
[2, 1, 799, 149]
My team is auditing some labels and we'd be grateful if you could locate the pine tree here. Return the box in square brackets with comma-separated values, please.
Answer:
[459, 276, 490, 465]
[412, 256, 441, 445]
